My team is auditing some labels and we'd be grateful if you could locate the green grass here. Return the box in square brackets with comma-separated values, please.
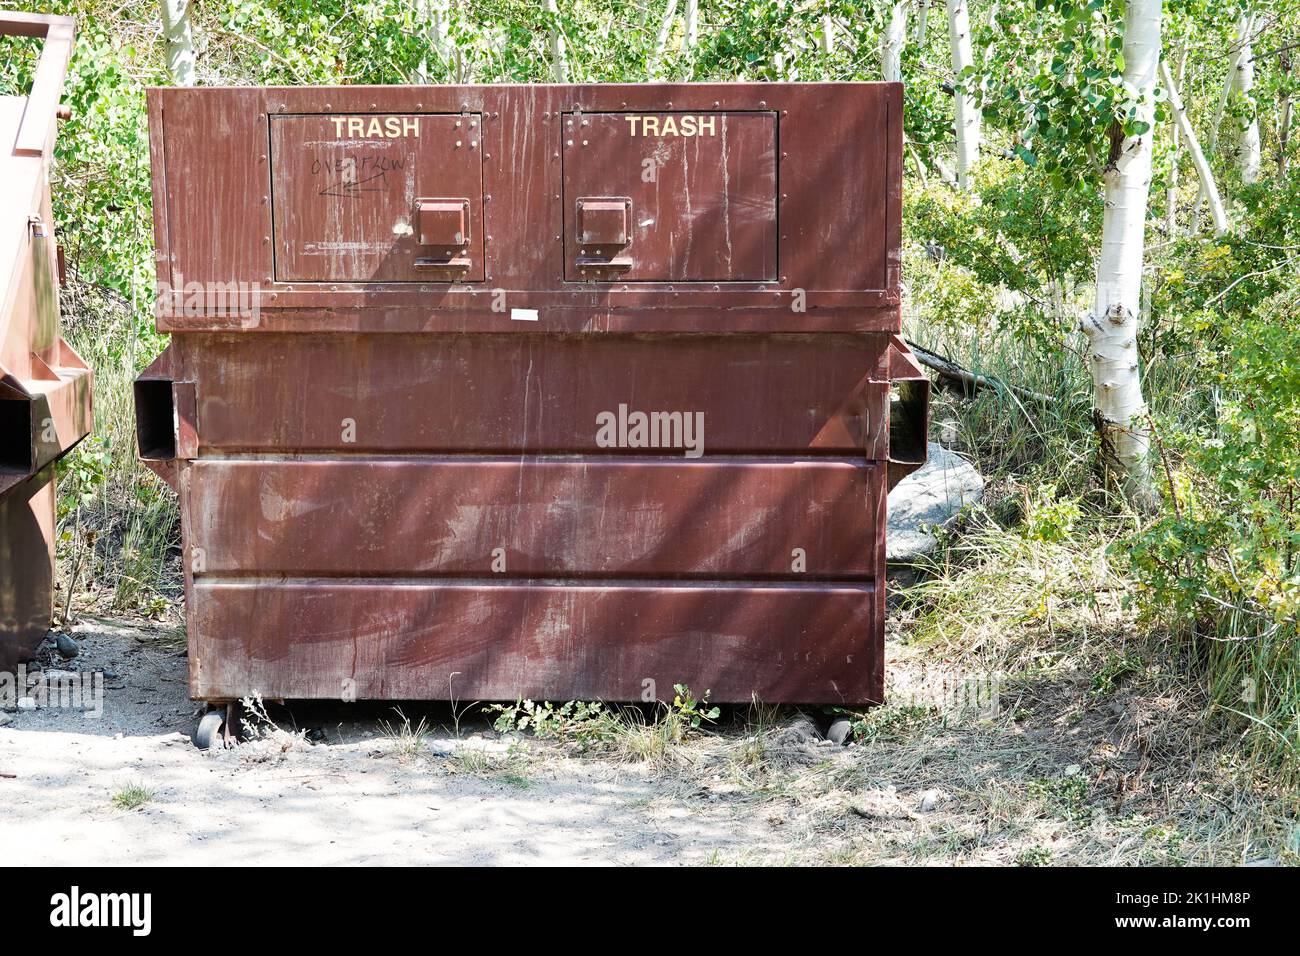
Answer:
[111, 782, 155, 811]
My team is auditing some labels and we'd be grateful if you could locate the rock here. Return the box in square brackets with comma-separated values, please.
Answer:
[55, 634, 79, 660]
[16, 697, 37, 711]
[429, 740, 458, 757]
[0, 712, 11, 727]
[772, 717, 822, 747]
[887, 443, 985, 562]
[918, 789, 945, 812]
[826, 717, 854, 745]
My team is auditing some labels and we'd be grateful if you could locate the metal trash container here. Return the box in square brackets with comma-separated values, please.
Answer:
[0, 12, 92, 673]
[136, 82, 927, 710]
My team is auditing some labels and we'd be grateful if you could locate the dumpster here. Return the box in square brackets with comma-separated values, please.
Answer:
[1, 12, 92, 673]
[136, 82, 928, 728]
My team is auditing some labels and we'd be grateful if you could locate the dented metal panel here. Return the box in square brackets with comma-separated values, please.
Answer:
[139, 81, 926, 706]
[1, 13, 92, 672]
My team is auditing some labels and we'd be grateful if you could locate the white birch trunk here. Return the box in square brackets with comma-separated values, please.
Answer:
[1161, 59, 1229, 235]
[914, 0, 929, 45]
[1166, 51, 1184, 238]
[821, 15, 835, 56]
[160, 0, 196, 87]
[946, 0, 980, 188]
[882, 2, 908, 82]
[684, 0, 699, 49]
[1281, 92, 1293, 177]
[1085, 0, 1162, 501]
[1235, 13, 1260, 184]
[414, 0, 450, 83]
[652, 0, 679, 73]
[545, 0, 569, 82]
[1199, 13, 1250, 203]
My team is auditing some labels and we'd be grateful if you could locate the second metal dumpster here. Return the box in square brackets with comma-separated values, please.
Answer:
[1, 12, 93, 673]
[136, 81, 928, 719]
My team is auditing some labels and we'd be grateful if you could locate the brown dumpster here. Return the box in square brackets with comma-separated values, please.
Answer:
[136, 82, 928, 721]
[1, 12, 93, 673]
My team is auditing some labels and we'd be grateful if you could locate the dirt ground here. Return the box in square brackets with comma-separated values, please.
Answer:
[0, 613, 1295, 866]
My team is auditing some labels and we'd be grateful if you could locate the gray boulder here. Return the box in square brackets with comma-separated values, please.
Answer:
[887, 443, 984, 562]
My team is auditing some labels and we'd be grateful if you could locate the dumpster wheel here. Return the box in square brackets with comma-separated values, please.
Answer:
[194, 711, 225, 750]
[194, 702, 243, 750]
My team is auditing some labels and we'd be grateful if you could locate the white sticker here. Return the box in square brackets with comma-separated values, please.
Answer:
[510, 308, 539, 322]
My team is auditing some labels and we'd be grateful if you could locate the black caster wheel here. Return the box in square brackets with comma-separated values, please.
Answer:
[194, 710, 225, 750]
[826, 717, 854, 745]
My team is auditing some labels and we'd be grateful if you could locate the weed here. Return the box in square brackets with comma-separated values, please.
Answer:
[111, 782, 154, 811]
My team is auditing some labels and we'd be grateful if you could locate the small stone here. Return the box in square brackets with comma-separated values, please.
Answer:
[16, 697, 37, 711]
[826, 718, 854, 745]
[55, 634, 79, 660]
[0, 712, 12, 726]
[919, 789, 944, 812]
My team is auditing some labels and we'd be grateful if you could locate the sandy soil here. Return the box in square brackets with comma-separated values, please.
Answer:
[1, 615, 1292, 866]
[0, 618, 821, 865]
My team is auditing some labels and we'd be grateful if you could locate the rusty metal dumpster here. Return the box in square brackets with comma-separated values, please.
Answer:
[136, 82, 927, 720]
[1, 12, 92, 673]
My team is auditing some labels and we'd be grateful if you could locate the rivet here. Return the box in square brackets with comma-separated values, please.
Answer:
[456, 120, 462, 128]
[455, 140, 462, 147]
[759, 100, 767, 108]
[566, 139, 574, 147]
[324, 103, 332, 111]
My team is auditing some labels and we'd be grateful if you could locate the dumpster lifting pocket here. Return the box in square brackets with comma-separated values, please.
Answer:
[887, 335, 930, 491]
